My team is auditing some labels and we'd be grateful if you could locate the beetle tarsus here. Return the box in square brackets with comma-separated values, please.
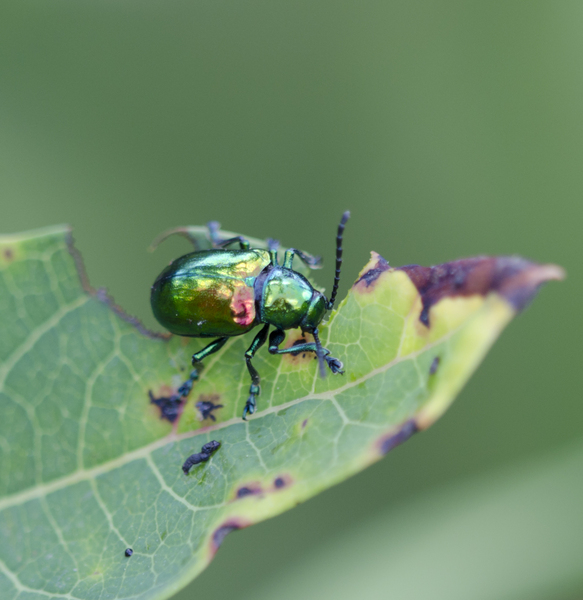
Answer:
[177, 368, 200, 397]
[242, 396, 256, 420]
[325, 355, 344, 375]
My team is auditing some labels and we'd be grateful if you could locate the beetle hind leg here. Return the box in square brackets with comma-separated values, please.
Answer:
[268, 329, 344, 375]
[242, 324, 270, 420]
[155, 337, 229, 416]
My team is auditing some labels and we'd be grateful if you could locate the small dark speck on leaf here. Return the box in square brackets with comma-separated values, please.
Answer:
[236, 487, 256, 498]
[124, 548, 133, 557]
[302, 419, 308, 429]
[274, 477, 286, 489]
[196, 395, 224, 421]
[429, 356, 440, 375]
[3, 248, 13, 261]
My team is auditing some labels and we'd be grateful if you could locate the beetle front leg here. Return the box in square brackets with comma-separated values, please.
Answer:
[243, 324, 270, 420]
[268, 329, 344, 374]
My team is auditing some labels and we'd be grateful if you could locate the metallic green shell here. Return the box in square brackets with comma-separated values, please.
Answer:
[151, 249, 271, 337]
[259, 268, 315, 330]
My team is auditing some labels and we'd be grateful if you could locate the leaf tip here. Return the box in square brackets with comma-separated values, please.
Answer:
[352, 251, 390, 292]
[398, 256, 566, 327]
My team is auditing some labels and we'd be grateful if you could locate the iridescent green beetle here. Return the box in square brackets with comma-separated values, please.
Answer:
[150, 212, 349, 419]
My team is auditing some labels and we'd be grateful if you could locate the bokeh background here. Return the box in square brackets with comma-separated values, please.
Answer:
[1, 1, 582, 599]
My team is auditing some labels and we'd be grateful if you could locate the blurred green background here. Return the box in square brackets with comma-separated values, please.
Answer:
[1, 1, 581, 598]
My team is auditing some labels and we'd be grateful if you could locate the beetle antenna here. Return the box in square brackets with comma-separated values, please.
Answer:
[327, 211, 350, 310]
[312, 329, 327, 378]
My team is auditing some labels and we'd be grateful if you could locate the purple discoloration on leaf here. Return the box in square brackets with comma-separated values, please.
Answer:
[3, 248, 13, 261]
[398, 257, 565, 327]
[353, 252, 390, 292]
[379, 420, 418, 455]
[210, 519, 250, 555]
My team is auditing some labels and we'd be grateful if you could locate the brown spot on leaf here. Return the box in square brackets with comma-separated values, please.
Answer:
[301, 419, 308, 429]
[281, 330, 315, 365]
[3, 248, 13, 261]
[378, 420, 418, 455]
[398, 257, 565, 327]
[353, 252, 390, 293]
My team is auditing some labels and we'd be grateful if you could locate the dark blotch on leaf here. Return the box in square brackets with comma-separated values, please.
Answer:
[274, 477, 286, 489]
[380, 420, 418, 455]
[124, 548, 133, 557]
[213, 523, 241, 549]
[399, 256, 564, 327]
[429, 356, 440, 375]
[354, 254, 390, 288]
[196, 395, 224, 422]
[301, 419, 308, 429]
[149, 390, 182, 423]
[3, 248, 13, 261]
[236, 487, 256, 498]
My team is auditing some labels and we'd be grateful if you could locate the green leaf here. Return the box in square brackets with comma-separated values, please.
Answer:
[0, 226, 563, 600]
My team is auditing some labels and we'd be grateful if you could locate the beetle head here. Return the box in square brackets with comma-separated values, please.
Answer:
[300, 291, 327, 334]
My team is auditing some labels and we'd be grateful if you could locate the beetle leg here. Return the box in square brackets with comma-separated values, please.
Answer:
[242, 324, 270, 420]
[174, 337, 229, 401]
[283, 248, 322, 270]
[207, 221, 251, 250]
[218, 236, 250, 250]
[268, 332, 344, 375]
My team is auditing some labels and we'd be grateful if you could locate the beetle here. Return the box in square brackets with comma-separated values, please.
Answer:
[150, 212, 350, 419]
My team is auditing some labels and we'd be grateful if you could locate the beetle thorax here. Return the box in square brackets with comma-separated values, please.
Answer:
[258, 267, 319, 330]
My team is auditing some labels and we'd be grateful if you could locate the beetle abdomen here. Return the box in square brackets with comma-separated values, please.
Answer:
[151, 249, 270, 337]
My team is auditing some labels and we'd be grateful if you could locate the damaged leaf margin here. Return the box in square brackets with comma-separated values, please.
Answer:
[0, 227, 563, 600]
